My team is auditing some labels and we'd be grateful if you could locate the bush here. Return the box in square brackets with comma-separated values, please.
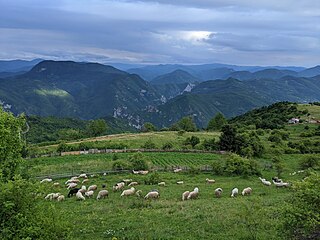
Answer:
[112, 160, 131, 170]
[56, 142, 70, 153]
[184, 136, 200, 148]
[300, 156, 320, 170]
[224, 154, 261, 177]
[144, 172, 161, 185]
[201, 138, 218, 151]
[282, 172, 320, 239]
[141, 139, 156, 149]
[162, 142, 173, 150]
[129, 152, 149, 170]
[0, 177, 70, 239]
[211, 161, 224, 175]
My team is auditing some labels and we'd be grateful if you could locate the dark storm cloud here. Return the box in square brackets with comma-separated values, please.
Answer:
[0, 0, 319, 66]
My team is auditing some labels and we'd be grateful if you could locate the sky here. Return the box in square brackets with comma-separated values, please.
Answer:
[0, 0, 320, 66]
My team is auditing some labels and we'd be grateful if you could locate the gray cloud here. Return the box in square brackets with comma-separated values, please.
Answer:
[0, 0, 319, 66]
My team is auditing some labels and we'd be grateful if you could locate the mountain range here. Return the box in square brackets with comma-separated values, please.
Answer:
[1, 59, 320, 128]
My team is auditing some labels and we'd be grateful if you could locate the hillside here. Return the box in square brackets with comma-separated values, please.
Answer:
[151, 69, 199, 85]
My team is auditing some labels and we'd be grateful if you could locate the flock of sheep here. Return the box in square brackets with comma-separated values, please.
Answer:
[40, 172, 290, 203]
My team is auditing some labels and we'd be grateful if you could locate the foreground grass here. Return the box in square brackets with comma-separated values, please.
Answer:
[40, 172, 294, 240]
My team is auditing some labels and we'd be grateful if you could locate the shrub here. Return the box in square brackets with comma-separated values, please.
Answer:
[282, 172, 320, 239]
[300, 156, 320, 170]
[201, 138, 218, 151]
[112, 160, 131, 170]
[162, 142, 173, 150]
[224, 154, 261, 177]
[129, 152, 149, 170]
[144, 172, 161, 185]
[56, 142, 70, 153]
[141, 139, 156, 149]
[184, 136, 200, 148]
[211, 161, 224, 175]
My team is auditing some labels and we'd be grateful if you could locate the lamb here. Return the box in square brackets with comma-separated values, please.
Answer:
[97, 190, 109, 200]
[259, 177, 271, 186]
[121, 187, 136, 197]
[57, 195, 65, 202]
[78, 173, 87, 178]
[76, 191, 85, 200]
[88, 185, 97, 191]
[158, 182, 166, 186]
[231, 188, 239, 197]
[132, 170, 140, 175]
[67, 188, 80, 197]
[242, 187, 252, 196]
[52, 192, 61, 200]
[40, 178, 52, 184]
[206, 178, 215, 184]
[176, 181, 184, 185]
[85, 190, 94, 198]
[215, 188, 223, 198]
[144, 190, 160, 199]
[67, 182, 78, 189]
[128, 181, 138, 187]
[45, 193, 54, 200]
[182, 191, 190, 201]
[187, 187, 199, 200]
[174, 168, 183, 173]
[139, 170, 149, 175]
[65, 179, 80, 185]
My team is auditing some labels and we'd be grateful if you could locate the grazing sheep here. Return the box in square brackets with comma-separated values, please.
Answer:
[45, 193, 54, 200]
[173, 168, 182, 173]
[67, 188, 80, 197]
[132, 170, 140, 175]
[78, 173, 87, 178]
[57, 195, 65, 202]
[113, 182, 125, 191]
[144, 191, 160, 199]
[273, 181, 290, 187]
[182, 191, 190, 201]
[176, 181, 184, 185]
[136, 190, 143, 198]
[121, 187, 136, 197]
[231, 188, 239, 197]
[78, 185, 87, 194]
[242, 187, 252, 196]
[67, 183, 78, 189]
[206, 178, 216, 184]
[187, 187, 199, 200]
[52, 192, 61, 200]
[85, 190, 94, 198]
[128, 181, 138, 187]
[65, 179, 80, 185]
[139, 170, 149, 175]
[53, 182, 60, 187]
[82, 179, 89, 184]
[76, 191, 85, 201]
[272, 177, 283, 183]
[259, 177, 271, 186]
[123, 179, 133, 184]
[97, 190, 109, 200]
[103, 172, 107, 176]
[215, 188, 223, 198]
[88, 185, 97, 191]
[158, 182, 166, 186]
[40, 178, 52, 184]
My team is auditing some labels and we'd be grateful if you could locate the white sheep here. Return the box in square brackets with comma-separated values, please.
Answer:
[132, 170, 140, 175]
[67, 183, 78, 189]
[242, 187, 252, 196]
[176, 181, 184, 185]
[82, 179, 89, 184]
[273, 181, 290, 187]
[139, 170, 149, 175]
[215, 188, 223, 198]
[88, 185, 97, 191]
[113, 182, 125, 191]
[128, 181, 138, 187]
[40, 178, 52, 184]
[158, 182, 166, 186]
[187, 187, 199, 200]
[174, 168, 182, 173]
[144, 191, 159, 199]
[206, 178, 216, 184]
[52, 192, 61, 200]
[121, 187, 136, 197]
[231, 188, 239, 197]
[123, 179, 133, 184]
[78, 173, 87, 178]
[76, 191, 85, 200]
[57, 195, 65, 202]
[78, 185, 87, 194]
[85, 190, 94, 198]
[45, 193, 54, 200]
[182, 191, 190, 201]
[259, 177, 271, 186]
[97, 190, 109, 200]
[65, 179, 80, 185]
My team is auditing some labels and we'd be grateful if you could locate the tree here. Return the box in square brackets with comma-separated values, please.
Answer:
[173, 116, 197, 132]
[184, 136, 200, 148]
[219, 124, 238, 152]
[207, 112, 227, 131]
[142, 122, 157, 132]
[0, 108, 25, 182]
[86, 119, 107, 137]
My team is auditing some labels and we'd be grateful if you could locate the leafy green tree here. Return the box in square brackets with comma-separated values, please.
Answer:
[172, 116, 197, 132]
[142, 122, 157, 132]
[184, 136, 200, 148]
[129, 152, 149, 170]
[201, 138, 218, 151]
[0, 108, 25, 182]
[86, 119, 107, 137]
[162, 142, 173, 150]
[219, 124, 238, 152]
[58, 128, 82, 140]
[207, 112, 227, 131]
[141, 139, 156, 149]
